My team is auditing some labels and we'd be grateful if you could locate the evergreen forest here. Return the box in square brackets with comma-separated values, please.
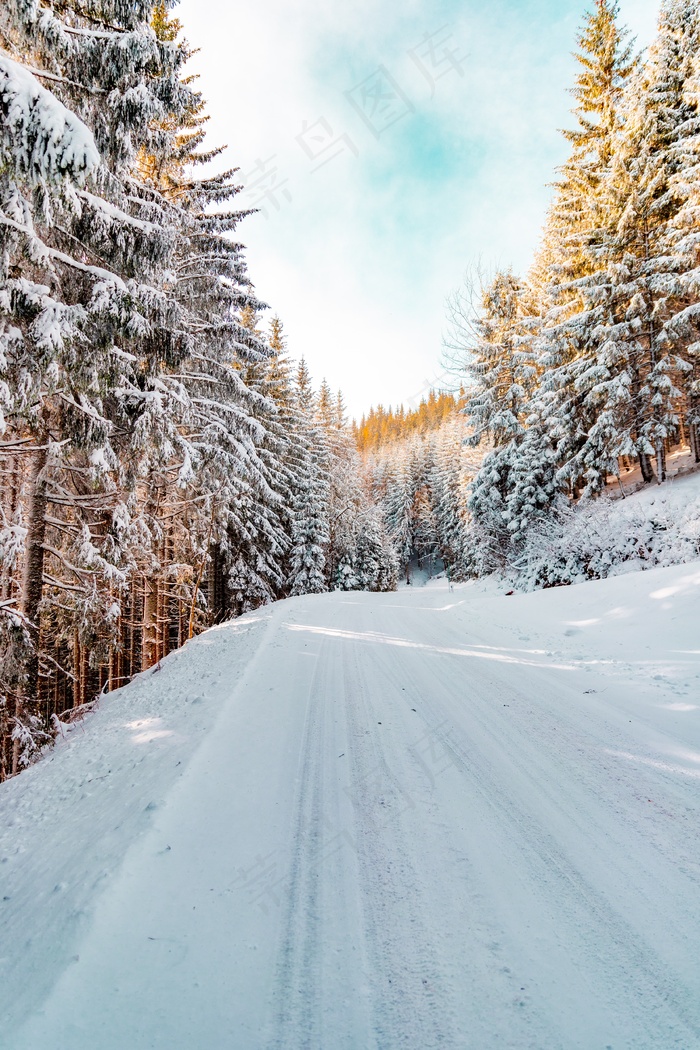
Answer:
[2, 0, 699, 777]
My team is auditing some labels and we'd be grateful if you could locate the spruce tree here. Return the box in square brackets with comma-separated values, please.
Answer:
[0, 0, 192, 768]
[566, 0, 700, 486]
[659, 0, 700, 461]
[288, 360, 330, 596]
[383, 442, 418, 579]
[464, 271, 536, 450]
[533, 0, 641, 491]
[354, 510, 398, 592]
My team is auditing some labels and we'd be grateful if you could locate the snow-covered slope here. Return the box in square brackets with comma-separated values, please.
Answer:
[621, 462, 700, 512]
[2, 565, 700, 1049]
[514, 467, 700, 590]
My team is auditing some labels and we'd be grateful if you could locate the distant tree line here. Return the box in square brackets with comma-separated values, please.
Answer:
[354, 391, 463, 453]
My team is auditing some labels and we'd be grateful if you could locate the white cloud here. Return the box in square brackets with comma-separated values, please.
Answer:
[177, 0, 661, 416]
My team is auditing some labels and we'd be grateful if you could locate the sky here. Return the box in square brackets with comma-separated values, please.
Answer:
[177, 0, 661, 418]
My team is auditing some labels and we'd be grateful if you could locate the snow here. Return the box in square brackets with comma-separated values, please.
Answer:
[616, 460, 700, 511]
[513, 467, 700, 590]
[608, 447, 700, 499]
[0, 55, 99, 186]
[2, 561, 700, 1047]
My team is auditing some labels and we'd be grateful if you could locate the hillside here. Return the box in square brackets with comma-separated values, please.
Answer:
[509, 468, 700, 590]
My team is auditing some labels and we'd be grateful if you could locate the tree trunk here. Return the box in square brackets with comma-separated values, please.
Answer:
[142, 575, 158, 670]
[655, 442, 666, 485]
[12, 446, 48, 775]
[73, 629, 81, 709]
[207, 545, 216, 627]
[639, 451, 655, 484]
[128, 576, 137, 679]
[82, 644, 96, 707]
[690, 422, 700, 464]
[160, 530, 172, 659]
[107, 584, 116, 692]
[1, 455, 21, 602]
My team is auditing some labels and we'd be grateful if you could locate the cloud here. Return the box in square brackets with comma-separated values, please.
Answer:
[176, 0, 661, 416]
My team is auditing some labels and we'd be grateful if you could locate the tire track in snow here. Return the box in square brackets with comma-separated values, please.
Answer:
[435, 723, 700, 1046]
[340, 608, 565, 1050]
[266, 629, 373, 1050]
[411, 610, 700, 952]
[341, 632, 455, 1049]
[371, 609, 700, 1049]
[267, 645, 327, 1048]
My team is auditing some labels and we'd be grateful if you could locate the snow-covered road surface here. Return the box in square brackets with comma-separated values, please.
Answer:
[3, 568, 700, 1049]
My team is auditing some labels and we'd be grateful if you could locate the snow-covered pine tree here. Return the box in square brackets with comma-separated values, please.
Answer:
[429, 416, 472, 577]
[0, 35, 103, 747]
[659, 0, 700, 462]
[317, 380, 365, 584]
[463, 271, 535, 451]
[465, 441, 520, 573]
[412, 483, 439, 571]
[459, 270, 548, 564]
[531, 0, 641, 492]
[546, 0, 638, 285]
[119, 6, 290, 643]
[580, 0, 700, 485]
[218, 307, 290, 617]
[382, 440, 419, 581]
[288, 360, 330, 596]
[0, 0, 192, 770]
[502, 404, 563, 543]
[353, 508, 398, 592]
[334, 549, 359, 591]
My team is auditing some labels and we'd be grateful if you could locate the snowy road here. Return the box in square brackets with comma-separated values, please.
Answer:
[3, 572, 700, 1049]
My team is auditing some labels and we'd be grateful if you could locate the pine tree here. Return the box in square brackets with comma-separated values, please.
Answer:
[317, 380, 365, 583]
[334, 549, 359, 591]
[383, 442, 419, 579]
[216, 307, 290, 617]
[464, 271, 537, 450]
[550, 0, 638, 279]
[354, 510, 398, 591]
[122, 7, 290, 639]
[659, 0, 700, 461]
[563, 0, 700, 487]
[532, 0, 641, 491]
[288, 360, 330, 596]
[429, 417, 472, 576]
[1, 0, 194, 769]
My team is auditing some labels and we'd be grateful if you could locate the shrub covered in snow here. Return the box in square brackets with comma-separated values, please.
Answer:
[509, 488, 700, 591]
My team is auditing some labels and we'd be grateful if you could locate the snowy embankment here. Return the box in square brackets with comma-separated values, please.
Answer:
[2, 563, 700, 1048]
[515, 467, 700, 589]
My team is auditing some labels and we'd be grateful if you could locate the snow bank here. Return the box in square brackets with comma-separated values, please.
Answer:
[512, 470, 700, 590]
[0, 606, 272, 1036]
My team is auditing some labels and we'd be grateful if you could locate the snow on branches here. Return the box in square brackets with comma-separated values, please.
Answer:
[0, 55, 99, 186]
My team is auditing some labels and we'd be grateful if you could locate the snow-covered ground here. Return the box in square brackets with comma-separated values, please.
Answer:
[513, 468, 700, 591]
[2, 562, 700, 1048]
[619, 459, 700, 512]
[607, 445, 699, 498]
